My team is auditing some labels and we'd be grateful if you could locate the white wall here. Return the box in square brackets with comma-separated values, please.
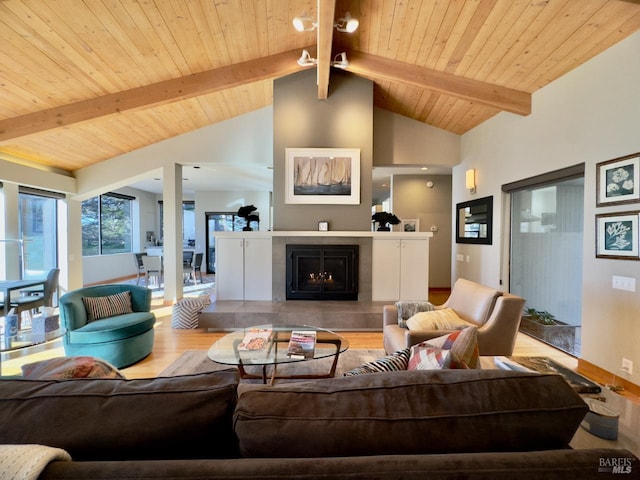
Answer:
[373, 108, 460, 167]
[458, 31, 640, 384]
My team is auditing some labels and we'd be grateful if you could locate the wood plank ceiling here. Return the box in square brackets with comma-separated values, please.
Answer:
[0, 0, 639, 174]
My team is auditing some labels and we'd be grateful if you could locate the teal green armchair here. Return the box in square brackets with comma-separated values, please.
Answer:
[59, 284, 155, 368]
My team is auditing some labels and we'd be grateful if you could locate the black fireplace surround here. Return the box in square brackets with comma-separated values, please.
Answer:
[286, 245, 358, 300]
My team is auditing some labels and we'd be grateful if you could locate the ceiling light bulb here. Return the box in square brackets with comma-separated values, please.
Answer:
[292, 16, 316, 32]
[292, 17, 305, 32]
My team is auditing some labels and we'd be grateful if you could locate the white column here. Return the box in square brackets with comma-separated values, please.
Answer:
[0, 183, 21, 280]
[61, 197, 83, 292]
[162, 164, 183, 303]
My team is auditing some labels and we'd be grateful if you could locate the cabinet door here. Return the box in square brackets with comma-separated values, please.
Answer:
[399, 239, 429, 300]
[244, 237, 272, 300]
[216, 238, 245, 300]
[372, 239, 401, 301]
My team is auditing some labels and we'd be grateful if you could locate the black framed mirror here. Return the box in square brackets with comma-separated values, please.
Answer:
[456, 196, 493, 244]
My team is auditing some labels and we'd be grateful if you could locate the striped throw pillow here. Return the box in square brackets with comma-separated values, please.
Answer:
[344, 348, 410, 376]
[82, 291, 133, 322]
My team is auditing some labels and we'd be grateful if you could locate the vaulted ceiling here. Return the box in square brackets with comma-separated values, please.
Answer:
[1, 0, 639, 175]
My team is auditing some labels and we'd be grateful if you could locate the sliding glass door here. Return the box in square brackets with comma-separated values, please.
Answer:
[509, 176, 584, 356]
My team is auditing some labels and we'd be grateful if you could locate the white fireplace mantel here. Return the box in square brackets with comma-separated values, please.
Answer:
[214, 231, 433, 303]
[214, 230, 433, 239]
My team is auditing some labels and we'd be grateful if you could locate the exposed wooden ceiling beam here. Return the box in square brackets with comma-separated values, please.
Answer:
[316, 0, 336, 100]
[344, 51, 531, 116]
[0, 49, 305, 142]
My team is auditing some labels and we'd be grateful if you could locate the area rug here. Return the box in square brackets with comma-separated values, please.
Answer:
[159, 348, 386, 381]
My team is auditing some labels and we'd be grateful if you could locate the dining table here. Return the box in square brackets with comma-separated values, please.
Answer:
[0, 278, 48, 317]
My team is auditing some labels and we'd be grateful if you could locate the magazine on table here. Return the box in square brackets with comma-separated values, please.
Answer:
[287, 330, 317, 359]
[237, 328, 273, 351]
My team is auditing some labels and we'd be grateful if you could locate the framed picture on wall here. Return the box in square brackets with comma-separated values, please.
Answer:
[596, 152, 640, 207]
[595, 211, 640, 260]
[401, 219, 419, 232]
[285, 148, 360, 205]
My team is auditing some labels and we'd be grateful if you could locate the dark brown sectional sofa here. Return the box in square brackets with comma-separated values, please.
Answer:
[0, 368, 638, 479]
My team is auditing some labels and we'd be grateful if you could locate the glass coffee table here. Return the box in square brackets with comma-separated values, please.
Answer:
[207, 324, 349, 384]
[1, 327, 65, 375]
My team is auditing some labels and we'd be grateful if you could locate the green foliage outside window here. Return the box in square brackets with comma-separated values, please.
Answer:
[82, 194, 132, 256]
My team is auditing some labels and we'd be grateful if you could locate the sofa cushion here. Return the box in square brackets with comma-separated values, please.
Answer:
[82, 291, 133, 322]
[0, 370, 240, 461]
[67, 312, 155, 344]
[344, 348, 410, 376]
[233, 370, 588, 458]
[21, 356, 125, 380]
[406, 308, 474, 331]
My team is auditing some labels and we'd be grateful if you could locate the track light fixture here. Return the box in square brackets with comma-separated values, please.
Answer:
[334, 12, 359, 33]
[331, 52, 349, 69]
[297, 49, 318, 66]
[292, 11, 359, 33]
[292, 16, 316, 32]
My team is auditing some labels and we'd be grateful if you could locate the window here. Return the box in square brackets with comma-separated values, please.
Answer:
[19, 188, 60, 279]
[82, 193, 133, 256]
[158, 201, 196, 248]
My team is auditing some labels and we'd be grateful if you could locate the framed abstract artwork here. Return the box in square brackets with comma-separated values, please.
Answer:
[595, 211, 639, 260]
[285, 148, 360, 205]
[596, 153, 640, 207]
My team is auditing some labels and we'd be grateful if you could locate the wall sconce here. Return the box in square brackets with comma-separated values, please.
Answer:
[465, 169, 476, 194]
[292, 12, 359, 33]
[297, 49, 318, 66]
[331, 52, 349, 69]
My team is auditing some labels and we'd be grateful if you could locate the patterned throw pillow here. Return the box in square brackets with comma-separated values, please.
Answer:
[395, 301, 434, 328]
[82, 291, 133, 322]
[21, 356, 126, 379]
[171, 298, 205, 329]
[406, 308, 473, 331]
[407, 346, 454, 370]
[412, 327, 480, 369]
[344, 348, 411, 376]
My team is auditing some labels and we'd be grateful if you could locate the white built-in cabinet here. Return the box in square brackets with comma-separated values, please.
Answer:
[372, 237, 429, 301]
[215, 235, 272, 300]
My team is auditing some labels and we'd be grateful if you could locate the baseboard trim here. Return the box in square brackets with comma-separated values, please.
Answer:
[578, 358, 640, 402]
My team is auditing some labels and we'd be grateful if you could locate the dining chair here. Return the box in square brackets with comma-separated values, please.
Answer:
[182, 251, 195, 283]
[142, 255, 163, 288]
[10, 268, 60, 329]
[193, 253, 204, 284]
[134, 252, 147, 285]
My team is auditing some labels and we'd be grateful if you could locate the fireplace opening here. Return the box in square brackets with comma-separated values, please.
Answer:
[286, 245, 358, 300]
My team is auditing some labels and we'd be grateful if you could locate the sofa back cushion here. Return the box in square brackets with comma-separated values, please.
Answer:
[446, 278, 502, 326]
[233, 369, 587, 458]
[0, 370, 239, 460]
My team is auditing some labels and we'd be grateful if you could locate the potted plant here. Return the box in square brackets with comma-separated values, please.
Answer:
[520, 307, 578, 352]
[372, 212, 401, 231]
[237, 205, 259, 231]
